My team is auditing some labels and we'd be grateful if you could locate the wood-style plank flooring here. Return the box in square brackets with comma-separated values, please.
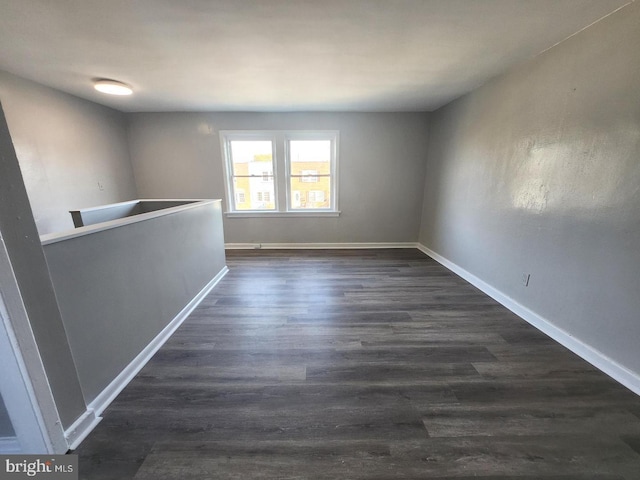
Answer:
[74, 249, 640, 479]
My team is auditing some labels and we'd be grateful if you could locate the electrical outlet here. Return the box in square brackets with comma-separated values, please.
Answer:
[522, 273, 530, 287]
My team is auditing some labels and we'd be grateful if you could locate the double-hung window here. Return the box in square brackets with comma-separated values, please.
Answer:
[220, 131, 339, 215]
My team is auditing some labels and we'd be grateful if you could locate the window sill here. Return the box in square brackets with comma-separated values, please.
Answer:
[224, 211, 341, 218]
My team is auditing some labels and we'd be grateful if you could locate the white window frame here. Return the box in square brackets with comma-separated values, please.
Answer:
[220, 130, 339, 217]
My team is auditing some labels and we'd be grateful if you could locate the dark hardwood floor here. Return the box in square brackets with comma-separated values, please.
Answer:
[74, 249, 640, 479]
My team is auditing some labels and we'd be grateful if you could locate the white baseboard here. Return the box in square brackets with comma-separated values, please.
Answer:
[225, 242, 419, 250]
[417, 244, 640, 396]
[64, 409, 101, 450]
[66, 266, 229, 449]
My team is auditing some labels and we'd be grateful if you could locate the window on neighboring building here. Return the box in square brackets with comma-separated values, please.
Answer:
[308, 190, 325, 204]
[221, 131, 338, 215]
[256, 191, 271, 202]
[292, 190, 302, 208]
[300, 170, 318, 183]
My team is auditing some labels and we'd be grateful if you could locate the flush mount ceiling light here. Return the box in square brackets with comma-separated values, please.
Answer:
[93, 79, 133, 95]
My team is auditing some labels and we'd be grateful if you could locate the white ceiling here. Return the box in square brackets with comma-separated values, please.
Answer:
[0, 0, 631, 112]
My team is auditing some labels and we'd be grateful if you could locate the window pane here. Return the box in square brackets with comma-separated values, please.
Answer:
[230, 140, 273, 175]
[289, 140, 332, 209]
[289, 140, 331, 176]
[229, 140, 275, 210]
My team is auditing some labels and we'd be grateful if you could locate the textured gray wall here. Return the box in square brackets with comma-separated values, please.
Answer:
[43, 201, 226, 404]
[127, 112, 430, 244]
[419, 3, 640, 375]
[0, 70, 138, 235]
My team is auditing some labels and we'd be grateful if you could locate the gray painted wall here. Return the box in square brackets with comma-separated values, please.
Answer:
[70, 200, 196, 227]
[71, 201, 139, 228]
[0, 70, 138, 235]
[419, 3, 640, 375]
[0, 102, 86, 429]
[0, 395, 15, 437]
[127, 112, 430, 243]
[43, 201, 226, 404]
